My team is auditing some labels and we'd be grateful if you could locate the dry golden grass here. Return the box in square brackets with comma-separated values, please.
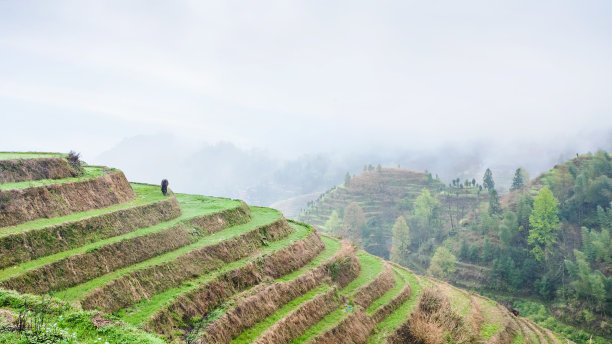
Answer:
[388, 287, 474, 344]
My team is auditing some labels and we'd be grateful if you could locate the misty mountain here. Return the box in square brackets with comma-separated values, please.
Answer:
[93, 133, 612, 210]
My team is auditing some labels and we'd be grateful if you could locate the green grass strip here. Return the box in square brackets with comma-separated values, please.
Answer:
[0, 152, 66, 160]
[231, 284, 331, 344]
[226, 236, 341, 342]
[118, 222, 311, 325]
[276, 235, 341, 282]
[365, 268, 423, 344]
[0, 193, 241, 281]
[0, 183, 166, 236]
[366, 268, 405, 315]
[59, 207, 281, 303]
[0, 166, 108, 190]
[481, 323, 502, 340]
[342, 251, 383, 294]
[290, 251, 384, 344]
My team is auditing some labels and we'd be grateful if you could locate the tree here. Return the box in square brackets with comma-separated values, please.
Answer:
[565, 250, 607, 311]
[516, 193, 533, 231]
[376, 164, 382, 172]
[414, 188, 440, 228]
[510, 168, 528, 191]
[428, 247, 456, 278]
[324, 210, 343, 236]
[459, 239, 469, 260]
[390, 216, 410, 266]
[488, 189, 502, 216]
[483, 168, 495, 192]
[344, 172, 351, 187]
[481, 238, 493, 262]
[528, 187, 560, 262]
[343, 202, 366, 243]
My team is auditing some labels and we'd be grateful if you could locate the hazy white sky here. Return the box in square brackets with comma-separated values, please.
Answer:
[1, 1, 611, 158]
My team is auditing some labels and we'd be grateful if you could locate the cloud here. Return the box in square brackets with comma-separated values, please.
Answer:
[0, 1, 611, 157]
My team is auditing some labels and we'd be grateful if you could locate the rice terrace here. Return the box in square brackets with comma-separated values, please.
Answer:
[0, 152, 571, 343]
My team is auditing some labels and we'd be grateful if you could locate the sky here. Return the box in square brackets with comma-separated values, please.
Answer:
[1, 1, 612, 161]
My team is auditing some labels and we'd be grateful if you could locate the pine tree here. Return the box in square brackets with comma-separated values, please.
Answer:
[344, 172, 351, 187]
[459, 239, 469, 260]
[488, 189, 501, 216]
[510, 168, 525, 191]
[483, 168, 495, 192]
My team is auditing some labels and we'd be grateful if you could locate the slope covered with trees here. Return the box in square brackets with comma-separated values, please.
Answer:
[300, 153, 612, 343]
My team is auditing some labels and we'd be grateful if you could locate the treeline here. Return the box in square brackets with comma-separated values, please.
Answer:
[460, 152, 612, 338]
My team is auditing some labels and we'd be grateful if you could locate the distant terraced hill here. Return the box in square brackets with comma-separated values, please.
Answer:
[0, 152, 566, 343]
[298, 168, 484, 260]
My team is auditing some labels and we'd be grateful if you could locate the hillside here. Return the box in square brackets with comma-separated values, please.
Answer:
[298, 168, 484, 261]
[300, 154, 612, 343]
[0, 152, 566, 344]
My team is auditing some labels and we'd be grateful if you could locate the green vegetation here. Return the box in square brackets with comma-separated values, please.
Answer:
[232, 284, 331, 343]
[0, 289, 165, 344]
[117, 220, 309, 326]
[290, 251, 383, 343]
[514, 299, 609, 344]
[60, 206, 280, 302]
[427, 247, 456, 278]
[366, 268, 423, 343]
[276, 235, 341, 282]
[0, 152, 67, 160]
[0, 166, 107, 191]
[366, 268, 403, 314]
[302, 152, 612, 342]
[0, 153, 574, 343]
[299, 168, 448, 260]
[480, 323, 501, 339]
[390, 216, 410, 266]
[528, 187, 560, 262]
[0, 194, 243, 282]
[0, 183, 166, 236]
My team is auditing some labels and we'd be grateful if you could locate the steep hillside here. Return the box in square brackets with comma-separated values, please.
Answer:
[0, 152, 565, 344]
[299, 154, 611, 343]
[298, 168, 484, 261]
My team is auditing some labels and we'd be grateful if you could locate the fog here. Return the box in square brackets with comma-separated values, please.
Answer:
[1, 1, 611, 208]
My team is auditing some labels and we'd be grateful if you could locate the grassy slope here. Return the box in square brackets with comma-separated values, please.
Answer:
[290, 251, 384, 343]
[0, 166, 108, 191]
[276, 235, 341, 282]
[0, 289, 165, 344]
[299, 169, 443, 229]
[120, 220, 311, 326]
[0, 152, 66, 160]
[229, 235, 342, 343]
[0, 193, 241, 282]
[60, 206, 280, 303]
[231, 284, 331, 344]
[366, 267, 423, 343]
[478, 297, 505, 340]
[366, 267, 404, 314]
[0, 183, 165, 236]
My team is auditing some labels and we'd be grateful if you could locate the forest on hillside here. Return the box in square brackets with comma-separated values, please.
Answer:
[301, 151, 612, 343]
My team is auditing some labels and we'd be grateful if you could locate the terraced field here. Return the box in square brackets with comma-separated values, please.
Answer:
[0, 153, 567, 343]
